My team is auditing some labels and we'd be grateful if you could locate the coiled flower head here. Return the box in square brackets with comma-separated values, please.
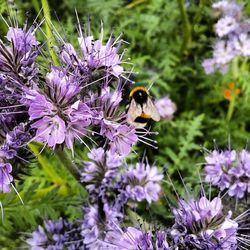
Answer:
[171, 195, 238, 249]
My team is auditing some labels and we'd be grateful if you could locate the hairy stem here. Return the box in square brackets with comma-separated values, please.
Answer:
[41, 0, 59, 65]
[55, 149, 82, 183]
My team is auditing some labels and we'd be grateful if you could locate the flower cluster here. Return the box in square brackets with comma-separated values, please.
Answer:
[0, 124, 34, 193]
[18, 22, 141, 156]
[154, 96, 176, 120]
[125, 162, 164, 203]
[104, 227, 170, 249]
[204, 149, 250, 199]
[202, 0, 250, 74]
[0, 23, 39, 193]
[80, 147, 163, 247]
[26, 218, 85, 250]
[171, 196, 238, 249]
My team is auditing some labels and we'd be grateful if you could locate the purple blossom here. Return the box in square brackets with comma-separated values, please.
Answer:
[171, 195, 238, 249]
[81, 147, 126, 207]
[202, 1, 250, 74]
[232, 33, 250, 56]
[26, 218, 85, 250]
[104, 227, 170, 250]
[0, 162, 13, 192]
[215, 16, 238, 37]
[22, 68, 93, 150]
[125, 162, 163, 203]
[31, 115, 66, 148]
[6, 27, 38, 53]
[212, 1, 243, 19]
[109, 124, 138, 156]
[59, 27, 124, 79]
[154, 96, 176, 120]
[78, 32, 123, 77]
[204, 149, 250, 199]
[81, 205, 122, 248]
[0, 25, 38, 85]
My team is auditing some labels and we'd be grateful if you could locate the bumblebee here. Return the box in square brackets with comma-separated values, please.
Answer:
[127, 86, 160, 127]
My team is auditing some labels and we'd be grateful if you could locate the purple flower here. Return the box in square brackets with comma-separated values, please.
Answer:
[202, 58, 217, 74]
[125, 162, 163, 203]
[232, 33, 250, 56]
[78, 32, 123, 77]
[104, 227, 170, 250]
[26, 218, 85, 249]
[81, 205, 122, 248]
[6, 27, 38, 53]
[81, 147, 124, 202]
[215, 16, 238, 37]
[0, 25, 38, 85]
[228, 181, 247, 198]
[0, 162, 13, 192]
[31, 115, 66, 148]
[154, 96, 176, 120]
[202, 1, 250, 75]
[60, 27, 124, 79]
[23, 68, 93, 150]
[204, 148, 250, 199]
[212, 1, 243, 19]
[109, 124, 138, 156]
[171, 195, 238, 249]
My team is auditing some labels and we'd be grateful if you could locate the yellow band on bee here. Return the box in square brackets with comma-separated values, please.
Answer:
[140, 112, 151, 119]
[129, 86, 149, 97]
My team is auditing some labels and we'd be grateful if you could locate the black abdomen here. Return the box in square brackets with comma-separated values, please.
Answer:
[134, 116, 150, 124]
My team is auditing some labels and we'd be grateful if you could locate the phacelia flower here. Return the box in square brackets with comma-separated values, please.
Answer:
[60, 26, 124, 79]
[204, 148, 250, 199]
[81, 147, 123, 201]
[125, 162, 163, 203]
[22, 67, 93, 150]
[104, 226, 170, 250]
[202, 1, 250, 74]
[0, 162, 13, 192]
[26, 218, 85, 250]
[81, 204, 122, 249]
[171, 196, 238, 249]
[154, 96, 176, 120]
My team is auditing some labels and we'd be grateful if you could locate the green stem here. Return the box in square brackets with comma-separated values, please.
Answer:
[32, 0, 40, 14]
[227, 57, 239, 122]
[226, 96, 235, 122]
[55, 149, 82, 183]
[177, 0, 192, 54]
[41, 0, 59, 65]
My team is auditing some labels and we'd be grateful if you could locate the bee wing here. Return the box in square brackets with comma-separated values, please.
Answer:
[143, 98, 160, 121]
[127, 98, 143, 124]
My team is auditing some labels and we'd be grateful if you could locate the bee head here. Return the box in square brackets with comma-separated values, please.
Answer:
[129, 87, 149, 105]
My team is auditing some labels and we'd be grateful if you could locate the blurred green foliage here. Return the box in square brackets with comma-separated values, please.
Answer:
[1, 0, 250, 248]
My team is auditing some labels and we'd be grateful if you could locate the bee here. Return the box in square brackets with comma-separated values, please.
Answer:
[127, 86, 160, 127]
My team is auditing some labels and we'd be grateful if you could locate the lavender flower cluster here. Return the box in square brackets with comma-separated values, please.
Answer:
[202, 0, 250, 74]
[0, 25, 38, 193]
[154, 96, 176, 120]
[205, 149, 250, 199]
[0, 16, 159, 193]
[27, 193, 248, 250]
[171, 196, 238, 249]
[26, 218, 85, 250]
[80, 147, 163, 247]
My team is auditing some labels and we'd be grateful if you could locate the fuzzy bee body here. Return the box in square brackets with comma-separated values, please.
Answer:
[127, 87, 160, 127]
